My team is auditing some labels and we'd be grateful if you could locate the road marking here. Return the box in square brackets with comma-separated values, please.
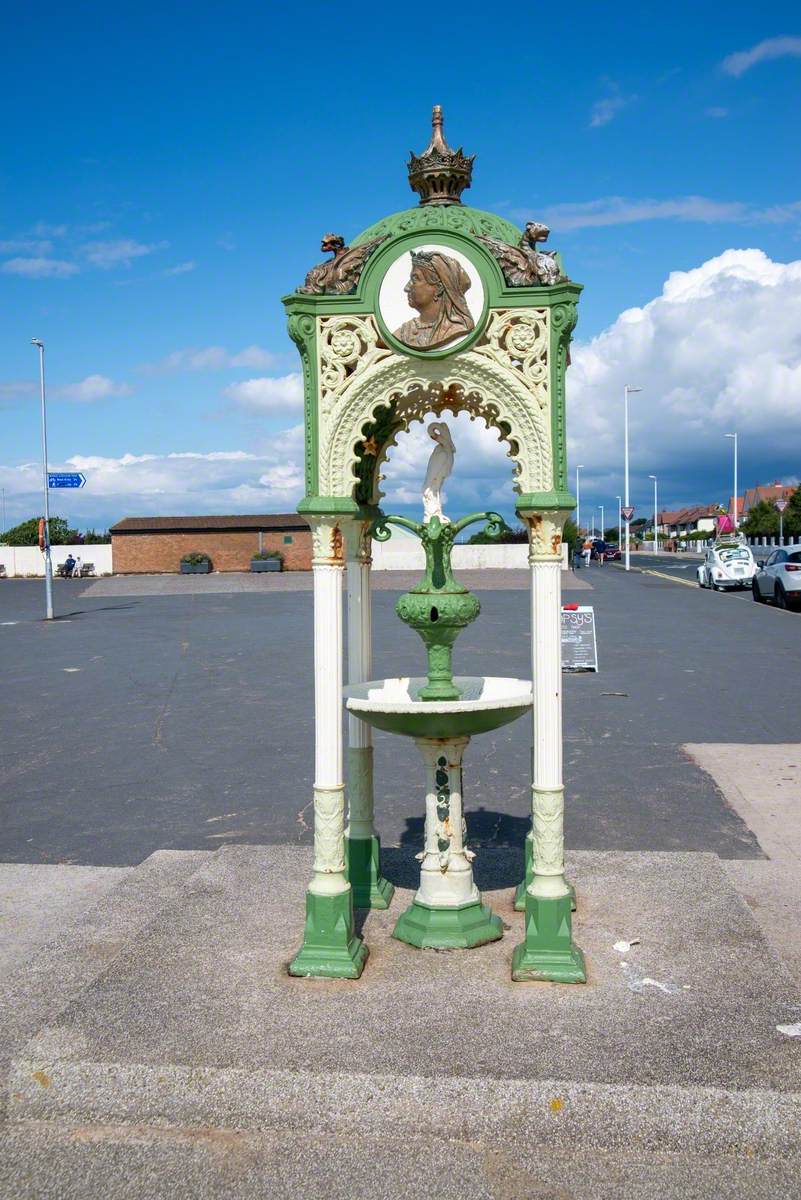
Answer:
[642, 569, 697, 589]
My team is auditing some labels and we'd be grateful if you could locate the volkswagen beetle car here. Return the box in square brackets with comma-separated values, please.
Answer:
[752, 544, 801, 610]
[697, 539, 757, 591]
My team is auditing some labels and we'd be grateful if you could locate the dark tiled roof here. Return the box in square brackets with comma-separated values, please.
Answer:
[110, 514, 309, 534]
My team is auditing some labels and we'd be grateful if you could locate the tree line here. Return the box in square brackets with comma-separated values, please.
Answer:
[0, 517, 111, 546]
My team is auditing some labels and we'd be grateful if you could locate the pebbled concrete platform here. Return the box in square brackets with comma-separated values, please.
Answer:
[0, 851, 213, 1075]
[2, 1123, 801, 1200]
[8, 845, 801, 1155]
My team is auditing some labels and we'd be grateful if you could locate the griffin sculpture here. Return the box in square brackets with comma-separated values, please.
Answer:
[477, 222, 564, 287]
[298, 233, 386, 295]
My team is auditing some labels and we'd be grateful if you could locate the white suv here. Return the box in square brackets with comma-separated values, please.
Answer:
[752, 545, 801, 610]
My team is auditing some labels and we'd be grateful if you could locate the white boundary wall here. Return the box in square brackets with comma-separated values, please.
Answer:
[0, 544, 113, 578]
[372, 536, 569, 571]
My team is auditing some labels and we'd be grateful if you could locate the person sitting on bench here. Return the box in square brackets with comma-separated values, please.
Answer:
[63, 553, 76, 577]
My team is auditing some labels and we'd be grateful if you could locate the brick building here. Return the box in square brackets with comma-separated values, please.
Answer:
[110, 514, 311, 573]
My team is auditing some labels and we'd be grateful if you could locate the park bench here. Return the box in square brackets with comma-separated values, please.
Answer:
[56, 562, 96, 578]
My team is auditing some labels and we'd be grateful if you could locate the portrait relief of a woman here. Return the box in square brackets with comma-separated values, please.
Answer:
[393, 250, 475, 350]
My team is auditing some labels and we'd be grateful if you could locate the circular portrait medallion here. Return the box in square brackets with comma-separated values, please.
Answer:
[378, 244, 485, 353]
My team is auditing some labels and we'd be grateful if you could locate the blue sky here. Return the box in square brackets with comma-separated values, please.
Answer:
[2, 1, 800, 530]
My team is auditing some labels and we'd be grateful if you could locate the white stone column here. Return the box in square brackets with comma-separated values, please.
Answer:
[527, 512, 570, 900]
[309, 518, 347, 897]
[345, 521, 374, 840]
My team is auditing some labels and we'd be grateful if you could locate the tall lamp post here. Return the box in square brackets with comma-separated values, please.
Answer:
[624, 384, 642, 572]
[575, 464, 583, 536]
[616, 495, 622, 549]
[31, 338, 54, 621]
[725, 432, 738, 529]
[598, 504, 605, 541]
[649, 474, 659, 555]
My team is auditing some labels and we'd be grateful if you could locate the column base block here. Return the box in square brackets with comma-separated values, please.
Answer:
[289, 887, 368, 980]
[514, 837, 576, 911]
[344, 836, 395, 910]
[393, 898, 503, 950]
[511, 892, 586, 984]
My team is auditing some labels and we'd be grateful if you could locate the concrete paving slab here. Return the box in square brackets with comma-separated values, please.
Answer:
[685, 743, 801, 989]
[0, 864, 130, 976]
[2, 1122, 799, 1200]
[9, 846, 801, 1152]
[0, 851, 213, 1073]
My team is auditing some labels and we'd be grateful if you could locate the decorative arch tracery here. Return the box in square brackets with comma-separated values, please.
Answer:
[317, 313, 552, 500]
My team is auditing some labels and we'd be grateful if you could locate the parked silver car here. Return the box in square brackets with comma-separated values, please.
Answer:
[752, 544, 801, 610]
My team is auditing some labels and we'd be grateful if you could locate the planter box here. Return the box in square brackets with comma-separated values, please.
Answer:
[251, 559, 282, 572]
[180, 562, 211, 574]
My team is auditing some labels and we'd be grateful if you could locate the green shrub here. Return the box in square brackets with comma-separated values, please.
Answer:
[251, 550, 283, 561]
[181, 551, 211, 566]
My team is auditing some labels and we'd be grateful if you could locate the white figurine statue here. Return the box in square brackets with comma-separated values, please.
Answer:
[422, 421, 455, 523]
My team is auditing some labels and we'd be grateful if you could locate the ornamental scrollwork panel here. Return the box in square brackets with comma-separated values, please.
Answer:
[313, 787, 346, 874]
[318, 351, 553, 499]
[472, 308, 550, 402]
[317, 314, 393, 444]
[531, 788, 564, 876]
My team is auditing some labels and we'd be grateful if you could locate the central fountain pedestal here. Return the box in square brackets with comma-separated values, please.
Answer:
[344, 675, 532, 950]
[394, 735, 501, 949]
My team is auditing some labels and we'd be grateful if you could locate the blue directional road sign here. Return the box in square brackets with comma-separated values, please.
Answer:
[48, 472, 86, 489]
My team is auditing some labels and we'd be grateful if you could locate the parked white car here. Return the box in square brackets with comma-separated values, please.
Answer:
[752, 544, 801, 610]
[697, 540, 757, 591]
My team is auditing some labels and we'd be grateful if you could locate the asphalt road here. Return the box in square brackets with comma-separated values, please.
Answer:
[2, 565, 799, 867]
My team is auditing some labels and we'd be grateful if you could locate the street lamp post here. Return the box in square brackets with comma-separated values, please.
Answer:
[598, 504, 605, 541]
[575, 464, 583, 536]
[616, 495, 622, 550]
[725, 432, 738, 529]
[649, 474, 659, 555]
[624, 384, 642, 572]
[31, 339, 54, 621]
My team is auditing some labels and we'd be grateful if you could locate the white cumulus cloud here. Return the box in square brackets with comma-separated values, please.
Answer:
[567, 249, 801, 503]
[224, 374, 303, 413]
[82, 239, 168, 269]
[57, 375, 134, 402]
[140, 345, 278, 374]
[722, 36, 801, 77]
[2, 257, 78, 278]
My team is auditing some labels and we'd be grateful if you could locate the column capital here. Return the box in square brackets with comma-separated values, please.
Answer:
[519, 509, 572, 564]
[341, 515, 373, 565]
[309, 516, 346, 567]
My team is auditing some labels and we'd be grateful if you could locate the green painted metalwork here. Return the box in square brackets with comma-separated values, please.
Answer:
[511, 892, 586, 983]
[350, 204, 524, 249]
[288, 888, 368, 980]
[344, 836, 395, 910]
[372, 511, 503, 701]
[392, 897, 503, 950]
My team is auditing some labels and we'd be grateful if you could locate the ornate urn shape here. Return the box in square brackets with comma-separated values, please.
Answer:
[372, 511, 503, 701]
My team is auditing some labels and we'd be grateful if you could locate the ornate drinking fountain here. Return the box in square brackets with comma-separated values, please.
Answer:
[283, 107, 586, 984]
[343, 430, 532, 948]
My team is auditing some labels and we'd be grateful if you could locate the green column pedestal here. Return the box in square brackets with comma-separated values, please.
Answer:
[393, 898, 503, 950]
[345, 835, 395, 910]
[289, 886, 368, 979]
[514, 832, 576, 911]
[511, 890, 586, 983]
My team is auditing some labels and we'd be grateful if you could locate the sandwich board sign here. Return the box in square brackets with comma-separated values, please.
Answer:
[561, 605, 598, 672]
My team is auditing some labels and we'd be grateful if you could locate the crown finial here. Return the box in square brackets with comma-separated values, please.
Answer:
[407, 106, 474, 207]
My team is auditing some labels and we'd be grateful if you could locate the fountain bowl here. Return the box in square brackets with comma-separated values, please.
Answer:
[343, 676, 532, 740]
